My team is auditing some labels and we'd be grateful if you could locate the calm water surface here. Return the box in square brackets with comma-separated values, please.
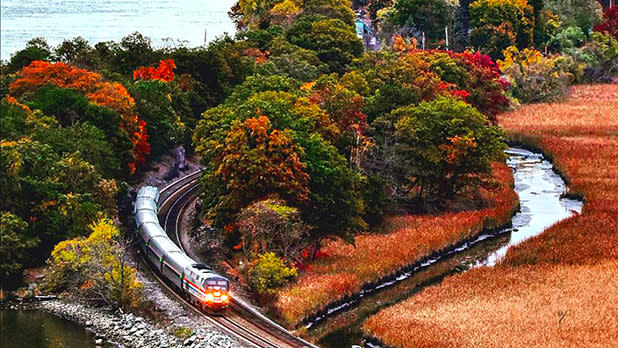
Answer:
[1, 0, 237, 60]
[0, 309, 109, 348]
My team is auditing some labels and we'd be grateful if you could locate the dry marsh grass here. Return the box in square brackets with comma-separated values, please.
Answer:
[275, 163, 518, 326]
[364, 84, 618, 347]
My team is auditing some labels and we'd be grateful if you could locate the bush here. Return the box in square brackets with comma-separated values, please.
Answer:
[247, 252, 297, 294]
[498, 46, 572, 103]
[593, 5, 618, 39]
[45, 216, 143, 310]
[547, 26, 586, 53]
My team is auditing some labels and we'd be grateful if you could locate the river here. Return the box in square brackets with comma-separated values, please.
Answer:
[311, 148, 583, 348]
[0, 0, 237, 61]
[0, 309, 112, 348]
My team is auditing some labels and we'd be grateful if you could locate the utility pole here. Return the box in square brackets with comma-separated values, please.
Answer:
[204, 28, 208, 46]
[422, 31, 426, 50]
[445, 26, 449, 51]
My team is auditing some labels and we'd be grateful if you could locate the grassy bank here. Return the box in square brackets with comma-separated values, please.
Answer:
[364, 84, 618, 348]
[273, 162, 518, 327]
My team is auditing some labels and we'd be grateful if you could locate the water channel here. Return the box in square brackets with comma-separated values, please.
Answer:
[313, 147, 583, 348]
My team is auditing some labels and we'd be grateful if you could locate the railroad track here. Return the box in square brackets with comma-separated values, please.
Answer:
[142, 170, 317, 348]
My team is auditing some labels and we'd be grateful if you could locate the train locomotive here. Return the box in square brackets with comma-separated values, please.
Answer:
[134, 186, 230, 312]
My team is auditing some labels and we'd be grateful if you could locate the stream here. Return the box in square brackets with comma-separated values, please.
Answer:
[312, 147, 583, 348]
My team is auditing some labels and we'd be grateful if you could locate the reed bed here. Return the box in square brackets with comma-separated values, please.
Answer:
[364, 84, 618, 348]
[275, 163, 518, 326]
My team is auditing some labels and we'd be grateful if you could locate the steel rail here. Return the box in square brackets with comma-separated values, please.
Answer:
[148, 171, 317, 348]
[157, 171, 317, 348]
[164, 180, 296, 348]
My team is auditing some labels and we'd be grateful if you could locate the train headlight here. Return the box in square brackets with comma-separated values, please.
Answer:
[205, 293, 214, 302]
[221, 294, 229, 302]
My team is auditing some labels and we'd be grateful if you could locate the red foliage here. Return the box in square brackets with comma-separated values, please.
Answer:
[9, 61, 149, 174]
[593, 6, 618, 39]
[446, 50, 509, 119]
[133, 59, 176, 82]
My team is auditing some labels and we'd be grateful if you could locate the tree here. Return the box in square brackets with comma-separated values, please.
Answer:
[387, 97, 505, 203]
[129, 80, 182, 158]
[392, 0, 454, 44]
[203, 115, 310, 228]
[545, 0, 602, 32]
[55, 37, 98, 69]
[351, 50, 444, 121]
[237, 198, 310, 261]
[9, 61, 149, 174]
[469, 0, 535, 59]
[54, 152, 102, 194]
[7, 38, 52, 73]
[0, 212, 39, 288]
[594, 5, 618, 39]
[133, 59, 176, 82]
[287, 17, 363, 73]
[46, 216, 143, 310]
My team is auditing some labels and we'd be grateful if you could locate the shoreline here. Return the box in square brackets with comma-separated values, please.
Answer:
[2, 297, 243, 348]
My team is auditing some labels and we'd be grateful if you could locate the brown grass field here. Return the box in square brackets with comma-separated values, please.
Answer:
[274, 162, 519, 326]
[364, 84, 618, 348]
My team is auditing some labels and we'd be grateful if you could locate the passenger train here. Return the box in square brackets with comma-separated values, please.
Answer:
[134, 186, 230, 312]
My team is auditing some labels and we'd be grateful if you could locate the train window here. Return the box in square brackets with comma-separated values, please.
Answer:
[217, 281, 227, 286]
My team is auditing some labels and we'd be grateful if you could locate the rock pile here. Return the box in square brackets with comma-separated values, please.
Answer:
[39, 300, 243, 348]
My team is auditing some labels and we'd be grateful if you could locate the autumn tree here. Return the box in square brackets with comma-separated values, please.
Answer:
[202, 115, 309, 228]
[46, 216, 143, 310]
[8, 61, 149, 174]
[237, 198, 310, 261]
[469, 0, 535, 59]
[594, 5, 618, 39]
[389, 97, 505, 202]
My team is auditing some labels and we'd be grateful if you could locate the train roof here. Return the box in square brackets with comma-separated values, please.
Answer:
[137, 186, 159, 201]
[164, 251, 196, 273]
[134, 198, 157, 213]
[148, 235, 182, 257]
[138, 222, 167, 241]
[135, 209, 159, 227]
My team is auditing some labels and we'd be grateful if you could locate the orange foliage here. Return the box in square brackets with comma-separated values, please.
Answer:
[5, 94, 31, 112]
[132, 59, 176, 82]
[275, 162, 518, 326]
[243, 47, 270, 64]
[9, 61, 149, 173]
[364, 84, 618, 348]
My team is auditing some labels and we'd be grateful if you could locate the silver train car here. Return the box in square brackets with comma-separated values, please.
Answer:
[134, 186, 230, 311]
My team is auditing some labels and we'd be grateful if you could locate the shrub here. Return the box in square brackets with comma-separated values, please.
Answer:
[547, 26, 586, 53]
[247, 252, 297, 294]
[498, 46, 571, 103]
[45, 215, 143, 310]
[593, 5, 618, 39]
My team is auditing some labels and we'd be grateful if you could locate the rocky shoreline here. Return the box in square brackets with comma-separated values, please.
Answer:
[2, 299, 244, 348]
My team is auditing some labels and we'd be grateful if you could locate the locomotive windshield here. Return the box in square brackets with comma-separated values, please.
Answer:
[204, 279, 228, 291]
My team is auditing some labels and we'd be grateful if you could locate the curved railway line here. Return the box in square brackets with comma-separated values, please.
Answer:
[138, 170, 317, 348]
